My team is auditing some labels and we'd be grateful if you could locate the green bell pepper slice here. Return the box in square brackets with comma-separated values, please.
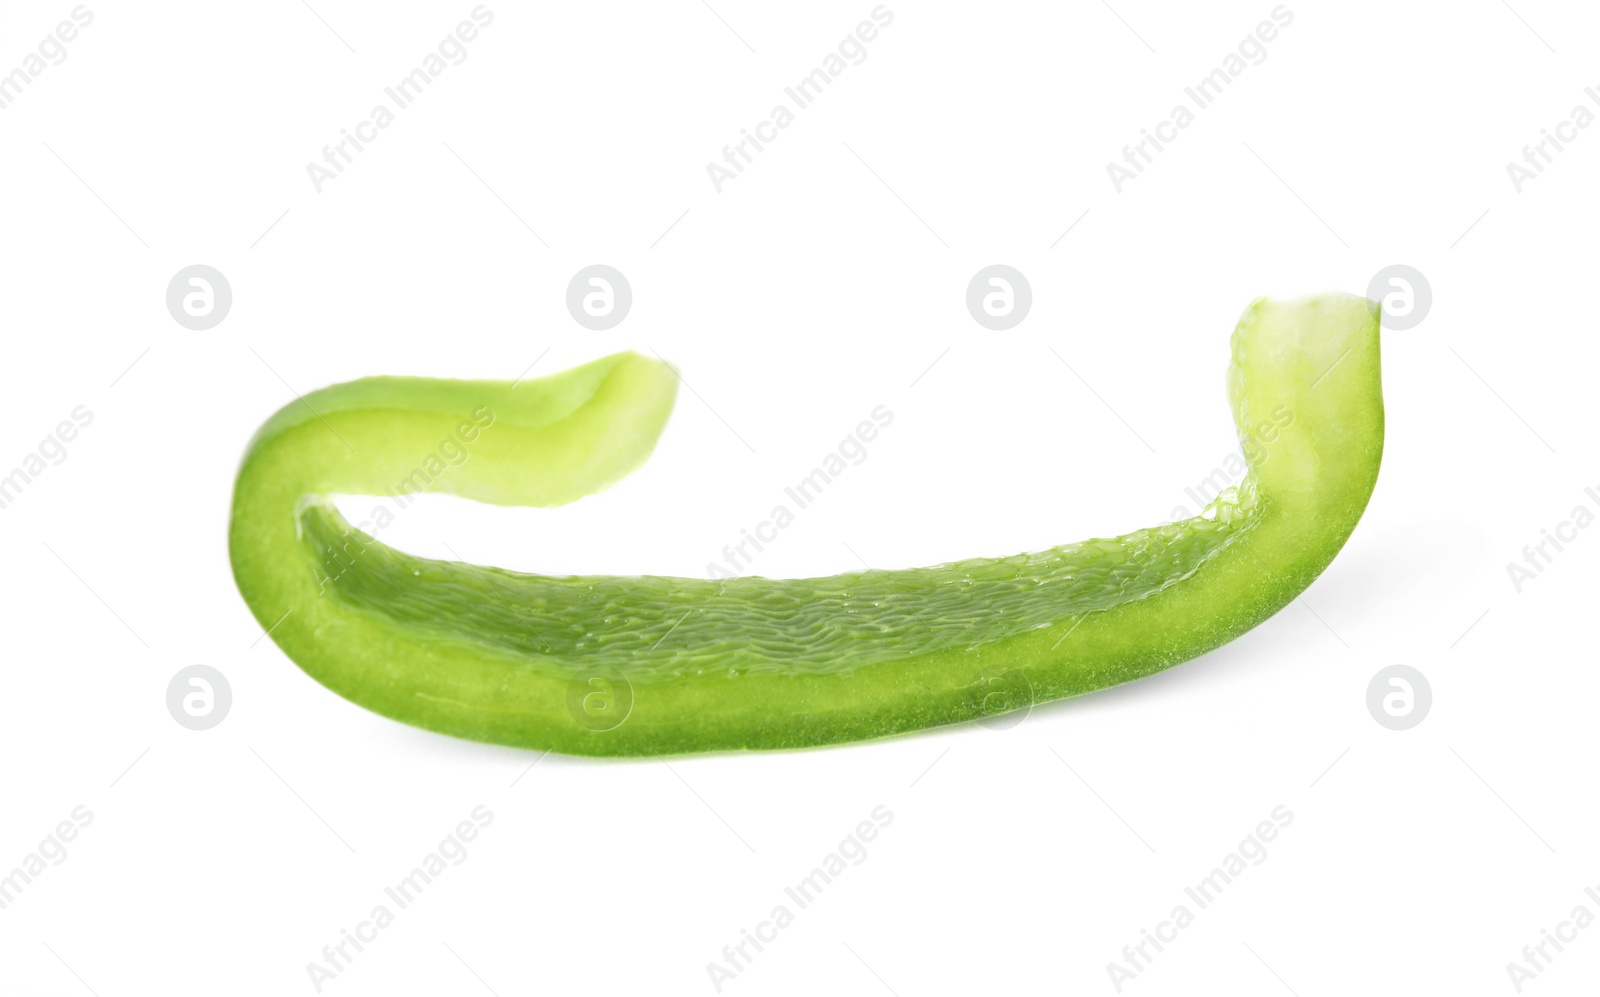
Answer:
[229, 293, 1383, 755]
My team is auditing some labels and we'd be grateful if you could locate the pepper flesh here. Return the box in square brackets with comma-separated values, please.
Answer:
[229, 293, 1383, 756]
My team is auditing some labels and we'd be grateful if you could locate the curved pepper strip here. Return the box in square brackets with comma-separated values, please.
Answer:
[229, 293, 1383, 755]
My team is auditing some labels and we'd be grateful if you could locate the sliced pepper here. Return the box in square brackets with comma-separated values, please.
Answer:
[229, 293, 1383, 755]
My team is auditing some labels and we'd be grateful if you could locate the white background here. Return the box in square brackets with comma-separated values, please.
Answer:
[2, 1, 1597, 994]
